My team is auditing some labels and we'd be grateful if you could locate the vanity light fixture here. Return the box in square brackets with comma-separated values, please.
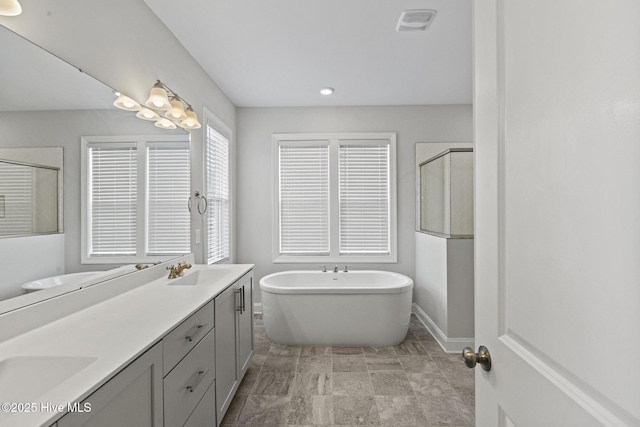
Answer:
[136, 107, 161, 121]
[145, 81, 172, 111]
[154, 117, 177, 130]
[0, 0, 22, 16]
[179, 107, 201, 130]
[165, 97, 187, 121]
[113, 80, 200, 131]
[113, 93, 142, 111]
[320, 87, 334, 95]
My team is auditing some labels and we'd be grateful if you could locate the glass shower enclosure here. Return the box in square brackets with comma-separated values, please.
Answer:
[419, 148, 473, 237]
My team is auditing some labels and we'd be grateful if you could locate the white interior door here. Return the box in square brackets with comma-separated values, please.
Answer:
[473, 1, 640, 425]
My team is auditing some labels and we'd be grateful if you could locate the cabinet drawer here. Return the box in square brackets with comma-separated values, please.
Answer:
[164, 329, 216, 427]
[163, 301, 214, 375]
[183, 380, 216, 427]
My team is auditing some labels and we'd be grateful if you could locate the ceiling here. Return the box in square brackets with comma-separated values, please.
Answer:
[144, 0, 472, 107]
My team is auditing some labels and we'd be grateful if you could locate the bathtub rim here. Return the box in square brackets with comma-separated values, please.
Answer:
[259, 270, 413, 295]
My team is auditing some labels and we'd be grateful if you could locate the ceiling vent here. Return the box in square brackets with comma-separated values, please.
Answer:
[396, 9, 437, 32]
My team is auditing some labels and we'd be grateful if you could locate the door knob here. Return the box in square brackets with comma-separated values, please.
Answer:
[462, 345, 492, 371]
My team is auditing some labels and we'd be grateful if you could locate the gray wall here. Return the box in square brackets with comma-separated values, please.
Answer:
[236, 105, 473, 303]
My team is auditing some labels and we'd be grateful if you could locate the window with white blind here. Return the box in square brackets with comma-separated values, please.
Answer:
[205, 114, 231, 264]
[273, 133, 396, 263]
[279, 143, 329, 255]
[88, 143, 138, 257]
[147, 144, 191, 255]
[81, 136, 190, 264]
[339, 143, 390, 255]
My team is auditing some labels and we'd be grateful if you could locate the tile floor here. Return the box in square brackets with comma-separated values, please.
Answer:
[221, 314, 475, 426]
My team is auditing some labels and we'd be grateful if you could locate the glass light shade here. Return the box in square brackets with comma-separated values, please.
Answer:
[179, 108, 201, 130]
[164, 98, 187, 121]
[145, 86, 171, 111]
[136, 108, 161, 121]
[0, 0, 22, 16]
[113, 94, 141, 111]
[155, 118, 177, 130]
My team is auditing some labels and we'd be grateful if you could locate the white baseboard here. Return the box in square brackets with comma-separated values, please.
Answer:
[254, 302, 262, 314]
[412, 303, 474, 353]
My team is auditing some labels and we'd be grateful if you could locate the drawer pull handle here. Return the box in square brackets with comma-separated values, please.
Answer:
[186, 369, 209, 393]
[185, 323, 208, 342]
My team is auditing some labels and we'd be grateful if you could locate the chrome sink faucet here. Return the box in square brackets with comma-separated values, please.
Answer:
[319, 265, 327, 272]
[343, 265, 351, 273]
[333, 265, 339, 273]
[167, 262, 192, 279]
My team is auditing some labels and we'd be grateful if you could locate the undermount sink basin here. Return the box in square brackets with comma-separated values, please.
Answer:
[0, 356, 97, 404]
[168, 268, 231, 286]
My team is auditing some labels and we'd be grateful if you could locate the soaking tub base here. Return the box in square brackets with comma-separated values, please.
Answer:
[260, 271, 413, 346]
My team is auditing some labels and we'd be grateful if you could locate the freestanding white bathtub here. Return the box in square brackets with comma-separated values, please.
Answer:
[259, 270, 413, 346]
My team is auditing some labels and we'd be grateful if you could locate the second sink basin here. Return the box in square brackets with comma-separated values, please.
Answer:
[167, 268, 231, 286]
[0, 355, 97, 405]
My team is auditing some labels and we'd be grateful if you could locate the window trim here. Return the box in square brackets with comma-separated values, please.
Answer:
[272, 132, 397, 264]
[81, 135, 190, 264]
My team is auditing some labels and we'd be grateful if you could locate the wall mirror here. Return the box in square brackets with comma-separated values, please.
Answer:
[415, 142, 474, 237]
[0, 23, 115, 240]
[0, 23, 188, 311]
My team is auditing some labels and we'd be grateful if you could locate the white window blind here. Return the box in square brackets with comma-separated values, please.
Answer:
[147, 144, 191, 255]
[339, 144, 390, 255]
[273, 133, 396, 263]
[278, 143, 329, 255]
[0, 162, 33, 235]
[89, 145, 137, 256]
[206, 124, 230, 264]
[83, 136, 190, 263]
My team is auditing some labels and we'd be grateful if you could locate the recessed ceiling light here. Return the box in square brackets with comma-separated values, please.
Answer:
[320, 87, 334, 95]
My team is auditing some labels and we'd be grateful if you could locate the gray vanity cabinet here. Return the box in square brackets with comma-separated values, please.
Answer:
[214, 284, 239, 424]
[237, 272, 254, 377]
[48, 268, 253, 427]
[214, 271, 254, 426]
[58, 343, 163, 427]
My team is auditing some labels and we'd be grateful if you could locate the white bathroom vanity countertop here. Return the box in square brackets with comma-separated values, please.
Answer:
[0, 262, 253, 427]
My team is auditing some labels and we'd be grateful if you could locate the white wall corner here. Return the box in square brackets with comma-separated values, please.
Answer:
[412, 303, 474, 353]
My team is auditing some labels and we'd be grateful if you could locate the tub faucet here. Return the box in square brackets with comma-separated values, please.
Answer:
[333, 265, 339, 273]
[167, 262, 192, 279]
